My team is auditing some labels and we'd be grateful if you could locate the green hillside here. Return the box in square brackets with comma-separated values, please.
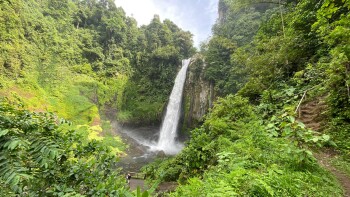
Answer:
[1, 0, 350, 196]
[0, 0, 193, 195]
[143, 0, 350, 196]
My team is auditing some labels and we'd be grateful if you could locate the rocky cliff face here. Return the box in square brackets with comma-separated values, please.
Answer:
[218, 0, 228, 25]
[182, 55, 214, 129]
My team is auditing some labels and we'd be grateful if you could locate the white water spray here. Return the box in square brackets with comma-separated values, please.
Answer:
[156, 59, 190, 154]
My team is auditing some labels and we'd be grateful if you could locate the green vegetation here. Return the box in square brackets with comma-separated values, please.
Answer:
[121, 17, 195, 124]
[143, 0, 350, 196]
[0, 0, 194, 126]
[1, 0, 350, 196]
[0, 98, 128, 196]
[144, 96, 342, 196]
[0, 0, 193, 195]
[331, 156, 350, 178]
[202, 0, 350, 154]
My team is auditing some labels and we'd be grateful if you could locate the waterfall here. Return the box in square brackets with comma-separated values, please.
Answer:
[156, 59, 190, 155]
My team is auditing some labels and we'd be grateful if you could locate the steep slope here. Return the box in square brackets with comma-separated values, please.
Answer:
[297, 96, 327, 132]
[183, 56, 214, 130]
[298, 97, 350, 196]
[316, 151, 350, 197]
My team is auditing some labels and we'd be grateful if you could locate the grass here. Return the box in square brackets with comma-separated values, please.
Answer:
[331, 156, 350, 178]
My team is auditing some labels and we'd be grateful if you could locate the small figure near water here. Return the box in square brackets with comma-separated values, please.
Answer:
[126, 173, 131, 185]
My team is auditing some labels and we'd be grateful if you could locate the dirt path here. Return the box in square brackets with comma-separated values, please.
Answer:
[298, 97, 350, 196]
[129, 178, 146, 191]
[315, 152, 350, 197]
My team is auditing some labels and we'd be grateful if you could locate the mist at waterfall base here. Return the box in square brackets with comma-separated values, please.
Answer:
[117, 59, 190, 171]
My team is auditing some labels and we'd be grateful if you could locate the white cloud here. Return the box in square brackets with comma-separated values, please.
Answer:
[114, 0, 158, 25]
[114, 0, 218, 48]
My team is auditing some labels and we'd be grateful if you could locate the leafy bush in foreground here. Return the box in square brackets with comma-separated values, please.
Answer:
[0, 98, 130, 196]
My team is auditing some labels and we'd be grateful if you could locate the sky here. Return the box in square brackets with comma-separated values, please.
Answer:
[114, 0, 219, 48]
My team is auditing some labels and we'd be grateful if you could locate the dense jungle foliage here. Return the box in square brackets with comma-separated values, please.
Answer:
[144, 0, 350, 196]
[0, 0, 193, 195]
[1, 0, 350, 196]
[0, 98, 129, 196]
[0, 0, 194, 126]
[144, 95, 340, 196]
[202, 0, 350, 153]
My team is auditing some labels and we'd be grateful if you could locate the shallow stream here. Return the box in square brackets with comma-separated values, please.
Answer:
[116, 126, 163, 173]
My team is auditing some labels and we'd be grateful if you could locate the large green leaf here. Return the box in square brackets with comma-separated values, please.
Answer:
[0, 129, 9, 137]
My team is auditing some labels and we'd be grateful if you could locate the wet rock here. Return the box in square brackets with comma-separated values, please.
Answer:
[156, 150, 166, 158]
[183, 55, 214, 129]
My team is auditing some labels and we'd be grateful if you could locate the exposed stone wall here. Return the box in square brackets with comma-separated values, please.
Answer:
[182, 55, 214, 129]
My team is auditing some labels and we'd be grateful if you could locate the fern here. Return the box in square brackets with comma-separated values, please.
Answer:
[0, 98, 132, 195]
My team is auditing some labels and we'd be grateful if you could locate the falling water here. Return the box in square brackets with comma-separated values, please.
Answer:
[156, 59, 190, 155]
